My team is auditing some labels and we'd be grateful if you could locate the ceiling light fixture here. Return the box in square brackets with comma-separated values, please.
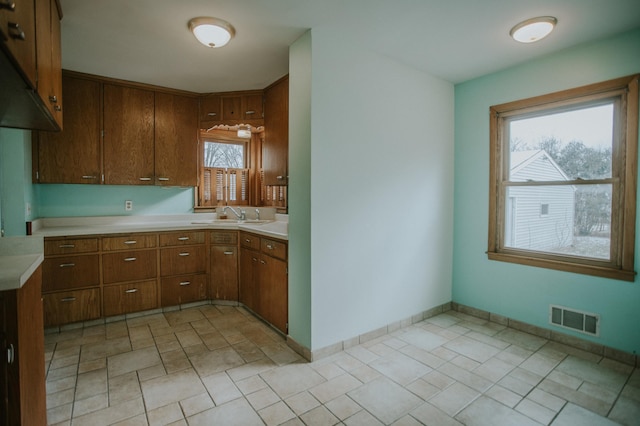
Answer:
[510, 16, 557, 43]
[188, 17, 236, 48]
[237, 125, 251, 138]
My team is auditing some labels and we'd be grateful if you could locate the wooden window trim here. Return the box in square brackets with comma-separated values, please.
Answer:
[488, 74, 639, 282]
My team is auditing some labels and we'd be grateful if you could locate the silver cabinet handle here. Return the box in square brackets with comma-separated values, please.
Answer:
[223, 251, 234, 255]
[124, 257, 137, 262]
[139, 177, 152, 181]
[178, 252, 190, 257]
[207, 112, 217, 116]
[82, 175, 97, 179]
[60, 297, 76, 302]
[245, 239, 251, 243]
[123, 240, 137, 245]
[58, 244, 75, 248]
[49, 95, 58, 103]
[252, 257, 258, 262]
[158, 177, 170, 181]
[179, 281, 191, 286]
[125, 288, 138, 293]
[8, 22, 25, 40]
[0, 1, 16, 11]
[178, 236, 190, 241]
[59, 263, 75, 268]
[7, 344, 14, 365]
[54, 105, 62, 112]
[266, 244, 273, 250]
[245, 110, 255, 115]
[260, 260, 266, 265]
[276, 175, 285, 180]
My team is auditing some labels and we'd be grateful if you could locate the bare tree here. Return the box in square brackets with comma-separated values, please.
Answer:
[204, 142, 244, 168]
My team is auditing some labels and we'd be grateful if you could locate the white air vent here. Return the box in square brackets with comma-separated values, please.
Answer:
[549, 305, 599, 336]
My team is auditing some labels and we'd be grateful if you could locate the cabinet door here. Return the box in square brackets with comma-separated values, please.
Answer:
[242, 94, 263, 120]
[37, 76, 101, 183]
[160, 246, 206, 276]
[210, 245, 238, 301]
[154, 92, 198, 186]
[200, 95, 221, 123]
[261, 255, 288, 333]
[103, 280, 157, 316]
[42, 254, 100, 292]
[43, 288, 101, 326]
[102, 250, 157, 284]
[263, 76, 288, 186]
[222, 96, 241, 122]
[1, 0, 36, 88]
[239, 247, 259, 311]
[103, 84, 155, 185]
[161, 274, 207, 306]
[35, 0, 62, 127]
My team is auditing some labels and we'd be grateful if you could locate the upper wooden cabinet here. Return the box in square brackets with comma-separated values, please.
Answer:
[263, 75, 289, 186]
[35, 75, 101, 183]
[155, 92, 199, 186]
[0, 0, 63, 131]
[199, 90, 264, 129]
[103, 84, 155, 185]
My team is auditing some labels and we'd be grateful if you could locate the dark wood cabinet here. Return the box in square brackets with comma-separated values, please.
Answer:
[0, 267, 46, 425]
[35, 75, 101, 183]
[263, 75, 288, 186]
[210, 231, 239, 301]
[1, 0, 37, 88]
[161, 274, 207, 307]
[35, 0, 63, 128]
[159, 231, 207, 307]
[154, 92, 199, 186]
[103, 280, 157, 317]
[43, 288, 101, 326]
[103, 84, 155, 185]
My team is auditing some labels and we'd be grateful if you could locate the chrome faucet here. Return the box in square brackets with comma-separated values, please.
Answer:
[223, 206, 246, 221]
[255, 209, 260, 220]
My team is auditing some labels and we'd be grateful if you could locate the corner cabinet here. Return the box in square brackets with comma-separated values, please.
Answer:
[0, 267, 47, 426]
[262, 75, 289, 186]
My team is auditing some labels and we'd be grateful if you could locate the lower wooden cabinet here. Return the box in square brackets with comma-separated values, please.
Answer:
[103, 280, 158, 317]
[1, 267, 47, 426]
[43, 288, 101, 327]
[161, 274, 207, 306]
[103, 249, 157, 284]
[210, 231, 238, 301]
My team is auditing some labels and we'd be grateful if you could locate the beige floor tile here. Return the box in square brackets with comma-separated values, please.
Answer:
[258, 400, 297, 426]
[608, 395, 640, 425]
[108, 346, 161, 377]
[438, 362, 493, 392]
[109, 371, 142, 404]
[46, 402, 73, 424]
[47, 388, 75, 410]
[75, 368, 108, 400]
[141, 368, 206, 411]
[147, 402, 183, 426]
[72, 392, 109, 417]
[190, 346, 245, 377]
[309, 373, 362, 404]
[235, 374, 269, 394]
[111, 414, 149, 426]
[261, 363, 326, 399]
[299, 405, 340, 426]
[556, 355, 629, 393]
[80, 336, 131, 362]
[473, 357, 515, 382]
[247, 387, 281, 410]
[410, 402, 464, 426]
[551, 402, 620, 426]
[515, 398, 557, 424]
[369, 351, 432, 386]
[444, 336, 501, 363]
[348, 376, 423, 424]
[324, 394, 362, 420]
[406, 378, 440, 400]
[429, 382, 479, 416]
[201, 371, 243, 405]
[179, 393, 215, 417]
[397, 327, 449, 352]
[70, 397, 145, 426]
[284, 391, 321, 416]
[187, 398, 264, 426]
[456, 396, 540, 426]
[484, 384, 522, 408]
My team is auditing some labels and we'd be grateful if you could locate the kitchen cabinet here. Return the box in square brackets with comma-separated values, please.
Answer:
[239, 232, 288, 333]
[35, 0, 63, 128]
[41, 237, 101, 326]
[262, 75, 288, 186]
[103, 280, 157, 317]
[154, 92, 199, 186]
[210, 230, 238, 301]
[103, 84, 155, 185]
[199, 90, 264, 129]
[200, 94, 221, 123]
[159, 231, 207, 306]
[0, 266, 47, 425]
[35, 75, 101, 183]
[0, 0, 63, 131]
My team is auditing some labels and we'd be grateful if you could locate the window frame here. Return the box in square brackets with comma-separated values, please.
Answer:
[488, 74, 639, 281]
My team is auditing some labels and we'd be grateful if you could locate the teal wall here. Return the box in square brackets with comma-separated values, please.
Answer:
[35, 184, 194, 217]
[453, 28, 640, 354]
[0, 128, 34, 236]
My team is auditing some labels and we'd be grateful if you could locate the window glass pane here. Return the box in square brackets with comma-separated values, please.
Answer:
[508, 104, 613, 181]
[504, 184, 611, 260]
[204, 141, 244, 168]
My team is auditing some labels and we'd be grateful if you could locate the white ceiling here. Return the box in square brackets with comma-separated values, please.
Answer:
[59, 0, 640, 94]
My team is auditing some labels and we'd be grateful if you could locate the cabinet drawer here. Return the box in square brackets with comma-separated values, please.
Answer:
[261, 238, 287, 260]
[240, 232, 260, 250]
[159, 231, 205, 247]
[102, 250, 157, 284]
[45, 238, 99, 255]
[211, 230, 238, 245]
[103, 280, 157, 317]
[161, 274, 208, 306]
[160, 246, 206, 276]
[42, 254, 100, 292]
[102, 234, 157, 251]
[43, 288, 101, 327]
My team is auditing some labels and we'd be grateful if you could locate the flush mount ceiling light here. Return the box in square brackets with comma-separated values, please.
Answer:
[237, 125, 251, 138]
[188, 17, 236, 48]
[510, 16, 557, 43]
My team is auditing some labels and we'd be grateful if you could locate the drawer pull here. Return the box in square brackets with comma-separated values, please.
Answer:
[177, 236, 190, 241]
[124, 257, 137, 262]
[252, 257, 258, 262]
[49, 95, 58, 103]
[223, 251, 234, 255]
[179, 281, 191, 286]
[178, 252, 190, 257]
[8, 22, 25, 40]
[60, 297, 76, 302]
[260, 260, 266, 265]
[7, 344, 14, 365]
[158, 177, 170, 181]
[245, 239, 251, 243]
[82, 175, 97, 179]
[123, 240, 137, 245]
[0, 2, 16, 11]
[139, 177, 152, 181]
[245, 110, 255, 115]
[125, 288, 138, 294]
[266, 244, 273, 250]
[59, 263, 75, 268]
[58, 244, 75, 248]
[207, 112, 217, 116]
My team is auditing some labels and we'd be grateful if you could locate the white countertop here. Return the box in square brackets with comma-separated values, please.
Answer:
[31, 213, 288, 241]
[0, 236, 44, 291]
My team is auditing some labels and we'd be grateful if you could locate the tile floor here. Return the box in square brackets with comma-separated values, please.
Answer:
[44, 305, 640, 426]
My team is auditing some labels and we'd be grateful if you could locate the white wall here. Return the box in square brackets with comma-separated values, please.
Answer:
[307, 28, 455, 350]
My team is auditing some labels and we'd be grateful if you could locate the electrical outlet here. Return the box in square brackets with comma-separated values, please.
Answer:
[125, 200, 133, 211]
